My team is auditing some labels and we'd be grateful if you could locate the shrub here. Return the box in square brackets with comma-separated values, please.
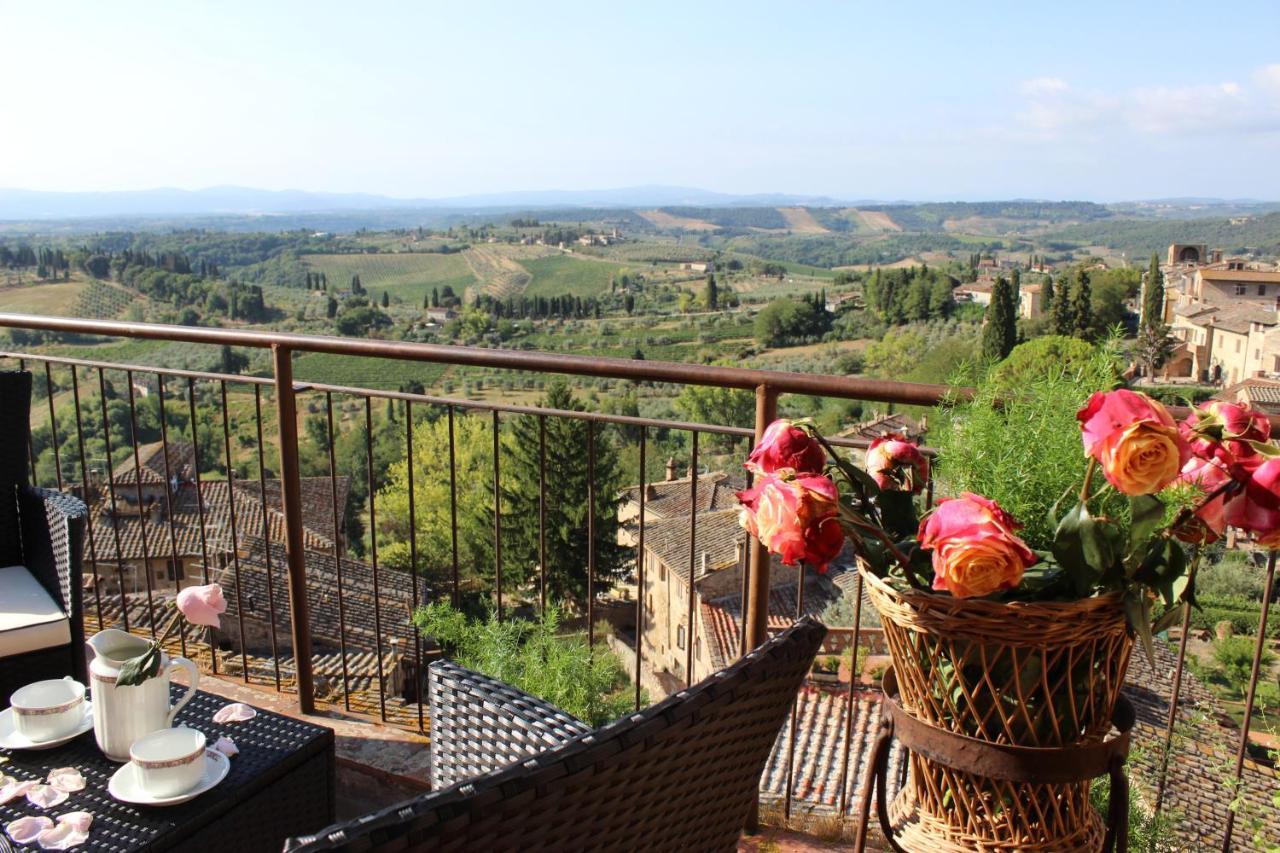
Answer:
[1213, 635, 1276, 685]
[1197, 553, 1267, 601]
[414, 602, 637, 726]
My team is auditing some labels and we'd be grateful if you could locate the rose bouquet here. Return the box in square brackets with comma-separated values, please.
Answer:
[736, 393, 1279, 661]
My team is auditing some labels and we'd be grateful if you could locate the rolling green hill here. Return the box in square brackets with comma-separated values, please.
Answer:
[302, 252, 476, 303]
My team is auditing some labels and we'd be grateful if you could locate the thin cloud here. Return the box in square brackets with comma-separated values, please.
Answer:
[1016, 67, 1280, 138]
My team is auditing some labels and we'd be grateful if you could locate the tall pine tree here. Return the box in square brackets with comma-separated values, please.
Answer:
[500, 381, 626, 607]
[1143, 253, 1164, 329]
[980, 276, 1017, 361]
[1071, 269, 1093, 340]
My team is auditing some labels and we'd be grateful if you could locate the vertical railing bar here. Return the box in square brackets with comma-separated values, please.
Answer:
[125, 370, 160, 638]
[685, 430, 698, 687]
[155, 375, 188, 658]
[1153, 581, 1197, 821]
[492, 408, 502, 622]
[69, 367, 103, 625]
[97, 369, 129, 631]
[20, 359, 37, 484]
[365, 396, 387, 722]
[837, 570, 867, 818]
[1219, 549, 1277, 851]
[448, 405, 460, 609]
[43, 362, 63, 492]
[783, 562, 806, 821]
[270, 345, 314, 712]
[538, 414, 547, 617]
[744, 384, 777, 835]
[220, 380, 250, 682]
[253, 385, 282, 691]
[324, 392, 351, 710]
[187, 378, 217, 676]
[405, 400, 425, 733]
[587, 421, 596, 649]
[634, 426, 646, 712]
[739, 434, 757, 658]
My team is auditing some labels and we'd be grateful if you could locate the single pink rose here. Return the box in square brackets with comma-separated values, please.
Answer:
[1174, 457, 1232, 544]
[177, 583, 227, 629]
[1077, 389, 1189, 495]
[1226, 457, 1280, 547]
[744, 419, 827, 477]
[865, 435, 929, 494]
[918, 493, 1035, 598]
[1183, 401, 1270, 477]
[737, 472, 844, 572]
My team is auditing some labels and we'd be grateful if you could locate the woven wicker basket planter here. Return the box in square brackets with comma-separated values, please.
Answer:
[861, 566, 1134, 852]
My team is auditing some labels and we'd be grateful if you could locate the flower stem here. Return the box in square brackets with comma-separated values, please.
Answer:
[1079, 457, 1097, 504]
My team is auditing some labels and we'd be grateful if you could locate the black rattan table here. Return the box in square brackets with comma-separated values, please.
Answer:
[1, 689, 334, 852]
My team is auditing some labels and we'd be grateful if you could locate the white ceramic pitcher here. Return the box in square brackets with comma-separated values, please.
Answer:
[86, 629, 199, 762]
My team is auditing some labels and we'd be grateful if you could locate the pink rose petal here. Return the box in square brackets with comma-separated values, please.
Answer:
[6, 815, 54, 846]
[56, 812, 93, 834]
[27, 784, 70, 808]
[36, 820, 89, 850]
[0, 778, 36, 805]
[46, 768, 85, 793]
[213, 736, 238, 757]
[212, 702, 256, 723]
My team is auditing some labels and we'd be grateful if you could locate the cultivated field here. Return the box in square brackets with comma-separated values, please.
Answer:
[0, 280, 87, 315]
[520, 255, 627, 299]
[778, 207, 829, 234]
[463, 245, 532, 301]
[637, 210, 719, 231]
[302, 253, 477, 304]
[853, 210, 901, 232]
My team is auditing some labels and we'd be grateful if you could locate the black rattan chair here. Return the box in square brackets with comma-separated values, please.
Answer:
[285, 616, 826, 853]
[0, 371, 89, 707]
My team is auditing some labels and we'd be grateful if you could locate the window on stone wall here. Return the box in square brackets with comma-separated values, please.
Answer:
[165, 560, 184, 581]
[1259, 284, 1267, 296]
[676, 624, 686, 650]
[1236, 284, 1247, 296]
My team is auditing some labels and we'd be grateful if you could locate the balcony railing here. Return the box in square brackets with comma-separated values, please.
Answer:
[0, 312, 1276, 848]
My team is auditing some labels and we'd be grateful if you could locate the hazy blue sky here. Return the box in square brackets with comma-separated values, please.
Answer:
[3, 1, 1279, 201]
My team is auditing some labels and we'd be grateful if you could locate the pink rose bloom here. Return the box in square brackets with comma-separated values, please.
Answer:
[737, 472, 844, 573]
[1077, 389, 1189, 496]
[1226, 457, 1280, 548]
[745, 419, 826, 477]
[177, 583, 227, 628]
[1183, 400, 1271, 476]
[1174, 456, 1232, 544]
[865, 435, 929, 493]
[918, 493, 1036, 598]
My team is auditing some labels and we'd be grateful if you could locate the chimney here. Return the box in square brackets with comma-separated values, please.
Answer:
[645, 484, 658, 500]
[700, 552, 707, 578]
[1212, 249, 1223, 264]
[148, 498, 163, 526]
[665, 457, 677, 481]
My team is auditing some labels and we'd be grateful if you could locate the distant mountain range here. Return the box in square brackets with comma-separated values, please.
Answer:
[0, 185, 854, 220]
[2, 185, 1278, 223]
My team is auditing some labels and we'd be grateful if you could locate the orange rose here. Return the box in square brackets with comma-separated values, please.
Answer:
[1077, 390, 1189, 496]
[737, 473, 844, 572]
[918, 493, 1036, 598]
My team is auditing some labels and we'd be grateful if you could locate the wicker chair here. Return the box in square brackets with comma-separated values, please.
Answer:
[0, 371, 89, 708]
[286, 616, 826, 852]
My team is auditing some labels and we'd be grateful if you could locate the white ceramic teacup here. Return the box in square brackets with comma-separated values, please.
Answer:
[9, 677, 86, 742]
[129, 727, 207, 798]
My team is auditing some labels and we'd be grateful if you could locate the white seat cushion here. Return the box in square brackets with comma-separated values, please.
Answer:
[0, 565, 71, 658]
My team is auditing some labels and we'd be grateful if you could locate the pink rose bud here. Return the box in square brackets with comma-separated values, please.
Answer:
[1077, 389, 1189, 496]
[745, 419, 827, 477]
[177, 583, 227, 629]
[865, 435, 929, 493]
[918, 493, 1036, 598]
[737, 472, 844, 573]
[1183, 401, 1271, 476]
[1226, 457, 1280, 548]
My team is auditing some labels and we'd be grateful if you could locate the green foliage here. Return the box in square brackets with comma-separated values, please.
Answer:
[1197, 552, 1267, 601]
[753, 297, 829, 346]
[979, 276, 1017, 361]
[413, 603, 637, 726]
[935, 344, 1126, 551]
[989, 336, 1098, 390]
[1213, 635, 1276, 685]
[1143, 252, 1165, 329]
[1070, 269, 1093, 339]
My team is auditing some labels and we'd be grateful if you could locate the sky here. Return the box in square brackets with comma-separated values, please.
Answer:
[2, 1, 1279, 202]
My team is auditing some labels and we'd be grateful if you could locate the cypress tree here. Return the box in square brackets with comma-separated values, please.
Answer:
[1143, 252, 1165, 329]
[1050, 274, 1074, 335]
[980, 276, 1017, 361]
[704, 273, 719, 310]
[1042, 275, 1055, 312]
[1071, 269, 1093, 340]
[381, 290, 390, 308]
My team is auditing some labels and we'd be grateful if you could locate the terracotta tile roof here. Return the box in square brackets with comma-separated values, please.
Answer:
[1123, 636, 1280, 849]
[644, 508, 747, 582]
[759, 685, 904, 813]
[700, 574, 852, 672]
[88, 476, 349, 562]
[619, 472, 743, 520]
[110, 441, 193, 486]
[1218, 378, 1280, 415]
[218, 536, 420, 657]
[1199, 269, 1280, 283]
[837, 412, 925, 443]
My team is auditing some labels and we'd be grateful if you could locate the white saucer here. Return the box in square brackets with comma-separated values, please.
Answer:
[108, 750, 230, 806]
[0, 702, 94, 750]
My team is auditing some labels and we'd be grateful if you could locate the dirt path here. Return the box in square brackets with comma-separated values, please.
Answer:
[778, 207, 829, 234]
[462, 246, 531, 302]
